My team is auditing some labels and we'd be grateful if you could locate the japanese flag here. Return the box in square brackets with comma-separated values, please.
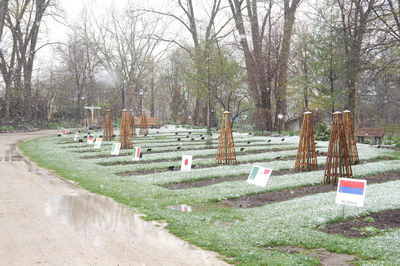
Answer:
[181, 155, 193, 172]
[133, 147, 141, 161]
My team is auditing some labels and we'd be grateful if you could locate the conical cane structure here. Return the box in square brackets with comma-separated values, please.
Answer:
[324, 112, 352, 184]
[216, 111, 237, 165]
[139, 110, 149, 135]
[103, 110, 114, 141]
[129, 110, 136, 137]
[342, 110, 359, 164]
[119, 109, 133, 149]
[295, 111, 318, 171]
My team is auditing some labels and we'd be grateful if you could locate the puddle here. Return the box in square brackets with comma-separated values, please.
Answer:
[262, 246, 356, 265]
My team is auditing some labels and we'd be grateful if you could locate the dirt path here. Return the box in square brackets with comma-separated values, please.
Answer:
[0, 130, 227, 265]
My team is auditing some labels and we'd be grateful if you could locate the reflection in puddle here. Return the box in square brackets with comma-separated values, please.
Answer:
[45, 192, 194, 249]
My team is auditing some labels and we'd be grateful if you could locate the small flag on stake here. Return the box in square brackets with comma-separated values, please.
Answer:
[180, 204, 192, 212]
[74, 132, 79, 141]
[247, 165, 272, 187]
[111, 143, 121, 156]
[133, 147, 141, 161]
[181, 155, 193, 172]
[94, 138, 102, 149]
[87, 134, 94, 144]
[62, 128, 66, 137]
[336, 178, 367, 207]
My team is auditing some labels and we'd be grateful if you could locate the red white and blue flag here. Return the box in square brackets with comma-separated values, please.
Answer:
[336, 178, 367, 207]
[133, 147, 141, 161]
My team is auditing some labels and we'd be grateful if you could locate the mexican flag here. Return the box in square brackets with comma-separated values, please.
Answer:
[111, 143, 121, 155]
[247, 165, 272, 187]
[133, 147, 141, 161]
[180, 155, 193, 172]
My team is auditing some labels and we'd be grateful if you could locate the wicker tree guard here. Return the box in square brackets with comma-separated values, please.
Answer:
[139, 110, 149, 135]
[324, 112, 353, 184]
[342, 110, 359, 163]
[103, 110, 114, 141]
[119, 109, 133, 149]
[129, 110, 136, 137]
[295, 111, 318, 171]
[216, 111, 237, 165]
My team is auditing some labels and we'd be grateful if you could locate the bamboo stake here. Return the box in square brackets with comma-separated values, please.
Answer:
[119, 109, 133, 149]
[129, 109, 136, 137]
[139, 110, 149, 135]
[324, 112, 352, 184]
[216, 111, 237, 165]
[342, 110, 359, 163]
[295, 111, 318, 171]
[103, 110, 114, 141]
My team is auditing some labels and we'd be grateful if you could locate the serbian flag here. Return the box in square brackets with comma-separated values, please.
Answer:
[62, 128, 66, 137]
[133, 147, 141, 161]
[336, 178, 367, 207]
[181, 155, 192, 172]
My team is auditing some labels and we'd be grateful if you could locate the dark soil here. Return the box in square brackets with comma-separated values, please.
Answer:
[221, 171, 400, 208]
[115, 156, 298, 176]
[164, 159, 378, 190]
[98, 148, 298, 164]
[321, 208, 400, 237]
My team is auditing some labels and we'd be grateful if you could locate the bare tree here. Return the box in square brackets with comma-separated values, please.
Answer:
[90, 6, 165, 112]
[0, 0, 55, 119]
[228, 0, 301, 132]
[337, 0, 376, 119]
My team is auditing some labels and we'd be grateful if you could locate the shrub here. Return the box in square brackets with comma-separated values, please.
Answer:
[315, 122, 330, 141]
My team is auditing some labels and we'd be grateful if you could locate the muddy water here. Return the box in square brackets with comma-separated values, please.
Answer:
[0, 131, 227, 265]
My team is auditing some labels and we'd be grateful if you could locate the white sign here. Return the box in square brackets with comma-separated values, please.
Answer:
[111, 143, 121, 156]
[336, 178, 367, 207]
[180, 204, 192, 212]
[247, 165, 272, 187]
[73, 132, 79, 141]
[180, 155, 193, 172]
[94, 138, 102, 149]
[133, 147, 141, 161]
[87, 134, 94, 144]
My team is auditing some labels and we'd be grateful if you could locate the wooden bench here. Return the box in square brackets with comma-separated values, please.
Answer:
[133, 116, 160, 128]
[356, 128, 385, 145]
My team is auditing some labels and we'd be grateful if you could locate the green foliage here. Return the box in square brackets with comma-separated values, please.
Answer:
[315, 122, 330, 141]
[0, 125, 14, 131]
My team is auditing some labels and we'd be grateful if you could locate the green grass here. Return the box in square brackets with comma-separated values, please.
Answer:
[19, 132, 400, 265]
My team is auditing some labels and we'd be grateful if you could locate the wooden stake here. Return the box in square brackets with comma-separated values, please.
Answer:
[129, 110, 136, 137]
[139, 110, 149, 135]
[119, 109, 133, 149]
[324, 112, 352, 184]
[103, 110, 114, 141]
[342, 110, 359, 164]
[295, 111, 318, 171]
[216, 111, 237, 165]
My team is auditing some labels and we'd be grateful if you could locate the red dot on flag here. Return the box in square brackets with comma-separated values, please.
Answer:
[264, 169, 271, 175]
[184, 159, 188, 166]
